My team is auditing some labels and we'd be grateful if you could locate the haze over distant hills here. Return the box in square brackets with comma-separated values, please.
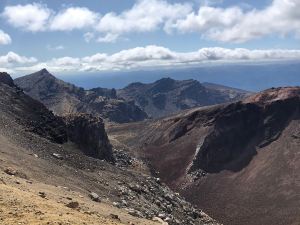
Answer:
[52, 62, 300, 92]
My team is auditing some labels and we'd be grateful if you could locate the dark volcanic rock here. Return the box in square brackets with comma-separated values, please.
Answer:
[15, 69, 148, 123]
[0, 73, 67, 144]
[118, 77, 250, 118]
[189, 88, 300, 173]
[64, 114, 114, 162]
[0, 72, 14, 87]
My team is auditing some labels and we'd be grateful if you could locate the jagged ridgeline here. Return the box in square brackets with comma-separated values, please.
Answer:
[14, 69, 148, 123]
[15, 69, 250, 122]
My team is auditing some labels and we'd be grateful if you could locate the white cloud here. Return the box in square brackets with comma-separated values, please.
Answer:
[171, 6, 243, 33]
[172, 0, 300, 42]
[0, 52, 37, 66]
[2, 3, 52, 32]
[4, 46, 300, 74]
[50, 7, 99, 31]
[96, 0, 193, 35]
[0, 30, 11, 45]
[2, 0, 299, 43]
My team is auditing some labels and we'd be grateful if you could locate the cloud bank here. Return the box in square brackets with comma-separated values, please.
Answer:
[1, 46, 300, 74]
[2, 0, 299, 43]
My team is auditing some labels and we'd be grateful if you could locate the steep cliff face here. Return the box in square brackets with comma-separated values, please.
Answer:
[189, 96, 299, 173]
[64, 114, 114, 162]
[118, 77, 250, 118]
[15, 69, 148, 123]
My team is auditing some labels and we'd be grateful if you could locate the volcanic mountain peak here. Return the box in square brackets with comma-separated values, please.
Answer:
[244, 86, 300, 105]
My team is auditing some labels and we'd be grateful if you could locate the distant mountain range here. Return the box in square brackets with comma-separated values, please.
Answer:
[15, 69, 251, 121]
[57, 61, 300, 91]
[14, 69, 148, 123]
[118, 77, 250, 118]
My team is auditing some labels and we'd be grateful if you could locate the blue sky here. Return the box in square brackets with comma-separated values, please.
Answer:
[0, 0, 299, 75]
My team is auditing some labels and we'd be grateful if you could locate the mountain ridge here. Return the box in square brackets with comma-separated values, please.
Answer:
[15, 69, 148, 123]
[118, 77, 251, 118]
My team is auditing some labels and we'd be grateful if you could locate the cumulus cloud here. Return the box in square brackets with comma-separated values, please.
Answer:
[2, 3, 52, 32]
[171, 0, 300, 42]
[0, 30, 11, 45]
[2, 0, 299, 43]
[50, 7, 99, 31]
[96, 0, 192, 35]
[171, 6, 243, 33]
[0, 52, 37, 67]
[4, 46, 300, 74]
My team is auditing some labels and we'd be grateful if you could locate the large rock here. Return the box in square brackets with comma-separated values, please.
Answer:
[64, 114, 114, 162]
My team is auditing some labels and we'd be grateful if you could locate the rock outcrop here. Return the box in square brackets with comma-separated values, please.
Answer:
[15, 69, 148, 123]
[0, 72, 14, 87]
[64, 114, 114, 162]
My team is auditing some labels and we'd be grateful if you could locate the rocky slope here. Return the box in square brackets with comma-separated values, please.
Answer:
[14, 69, 147, 123]
[117, 77, 250, 118]
[1, 72, 219, 225]
[107, 87, 300, 225]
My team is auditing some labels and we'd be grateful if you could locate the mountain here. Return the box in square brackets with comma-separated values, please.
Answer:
[107, 87, 300, 225]
[14, 69, 147, 123]
[118, 77, 251, 118]
[1, 72, 220, 225]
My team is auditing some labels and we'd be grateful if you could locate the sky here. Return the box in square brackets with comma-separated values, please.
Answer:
[0, 0, 299, 76]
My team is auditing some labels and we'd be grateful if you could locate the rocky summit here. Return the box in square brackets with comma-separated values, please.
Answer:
[118, 77, 250, 118]
[14, 69, 148, 123]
